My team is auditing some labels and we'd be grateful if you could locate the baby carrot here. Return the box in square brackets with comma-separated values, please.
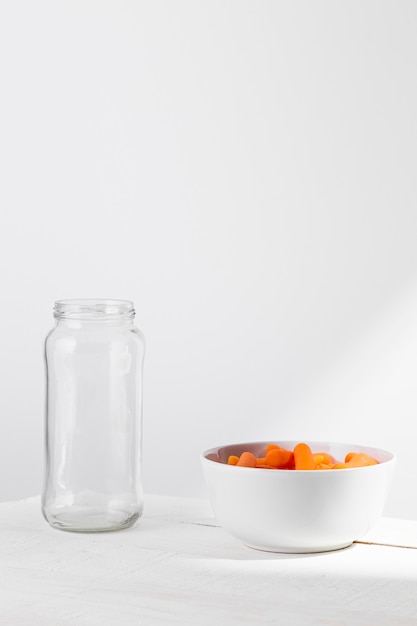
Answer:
[313, 452, 334, 466]
[334, 453, 378, 469]
[313, 454, 324, 466]
[315, 463, 334, 470]
[294, 442, 315, 470]
[265, 448, 294, 469]
[226, 444, 378, 470]
[347, 453, 378, 467]
[236, 451, 257, 468]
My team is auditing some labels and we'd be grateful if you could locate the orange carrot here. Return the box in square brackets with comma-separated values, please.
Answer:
[315, 463, 334, 470]
[313, 452, 334, 466]
[334, 453, 378, 469]
[227, 443, 378, 470]
[348, 453, 378, 467]
[265, 448, 294, 469]
[236, 451, 257, 467]
[313, 454, 325, 466]
[294, 442, 315, 470]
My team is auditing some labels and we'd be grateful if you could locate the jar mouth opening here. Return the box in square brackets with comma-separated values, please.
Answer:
[54, 299, 135, 320]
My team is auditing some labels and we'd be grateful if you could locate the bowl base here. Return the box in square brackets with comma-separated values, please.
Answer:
[243, 541, 354, 554]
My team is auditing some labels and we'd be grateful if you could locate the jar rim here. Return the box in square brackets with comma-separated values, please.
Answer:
[54, 299, 135, 320]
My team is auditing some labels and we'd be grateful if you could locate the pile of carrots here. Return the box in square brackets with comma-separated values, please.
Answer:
[227, 443, 379, 470]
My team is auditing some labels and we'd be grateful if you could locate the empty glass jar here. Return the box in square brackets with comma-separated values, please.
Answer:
[42, 299, 145, 532]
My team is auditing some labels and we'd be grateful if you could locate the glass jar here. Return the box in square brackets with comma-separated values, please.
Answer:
[42, 299, 145, 532]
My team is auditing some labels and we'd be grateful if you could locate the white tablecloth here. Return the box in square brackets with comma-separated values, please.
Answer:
[0, 495, 416, 625]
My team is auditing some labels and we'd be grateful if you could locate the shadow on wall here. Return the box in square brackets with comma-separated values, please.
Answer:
[270, 281, 417, 520]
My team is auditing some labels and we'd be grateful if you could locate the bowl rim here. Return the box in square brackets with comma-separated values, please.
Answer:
[201, 440, 396, 471]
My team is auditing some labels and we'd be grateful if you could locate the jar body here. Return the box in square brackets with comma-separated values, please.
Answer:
[42, 300, 145, 532]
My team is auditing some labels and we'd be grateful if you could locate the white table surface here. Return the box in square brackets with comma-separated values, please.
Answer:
[0, 494, 417, 626]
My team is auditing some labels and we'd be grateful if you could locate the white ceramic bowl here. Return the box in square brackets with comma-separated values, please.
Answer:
[201, 441, 395, 553]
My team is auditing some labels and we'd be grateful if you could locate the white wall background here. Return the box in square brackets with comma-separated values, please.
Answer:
[1, 1, 416, 519]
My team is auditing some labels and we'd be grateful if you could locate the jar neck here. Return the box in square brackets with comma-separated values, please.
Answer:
[53, 299, 135, 322]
